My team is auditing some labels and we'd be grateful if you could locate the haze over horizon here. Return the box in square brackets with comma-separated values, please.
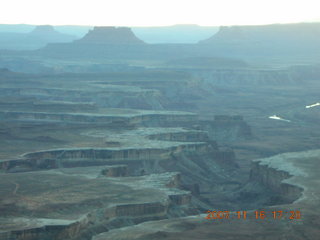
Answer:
[1, 0, 319, 27]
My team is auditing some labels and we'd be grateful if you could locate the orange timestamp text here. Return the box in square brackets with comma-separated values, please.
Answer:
[205, 210, 301, 220]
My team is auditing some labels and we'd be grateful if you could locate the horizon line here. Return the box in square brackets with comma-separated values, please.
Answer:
[1, 20, 320, 28]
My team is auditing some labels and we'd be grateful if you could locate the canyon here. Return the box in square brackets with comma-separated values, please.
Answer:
[0, 23, 320, 240]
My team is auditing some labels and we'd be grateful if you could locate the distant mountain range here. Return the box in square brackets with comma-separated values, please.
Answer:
[0, 24, 218, 49]
[1, 22, 320, 65]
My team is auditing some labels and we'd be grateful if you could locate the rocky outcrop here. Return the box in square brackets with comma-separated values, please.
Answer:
[249, 152, 307, 203]
[250, 161, 303, 203]
[74, 26, 145, 45]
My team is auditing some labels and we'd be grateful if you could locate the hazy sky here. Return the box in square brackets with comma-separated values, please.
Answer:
[1, 0, 319, 26]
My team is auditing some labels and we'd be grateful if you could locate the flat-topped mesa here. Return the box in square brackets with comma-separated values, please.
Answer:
[30, 25, 56, 35]
[199, 22, 320, 44]
[74, 26, 146, 45]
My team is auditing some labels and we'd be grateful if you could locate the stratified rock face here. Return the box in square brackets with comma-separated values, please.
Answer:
[75, 26, 146, 44]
